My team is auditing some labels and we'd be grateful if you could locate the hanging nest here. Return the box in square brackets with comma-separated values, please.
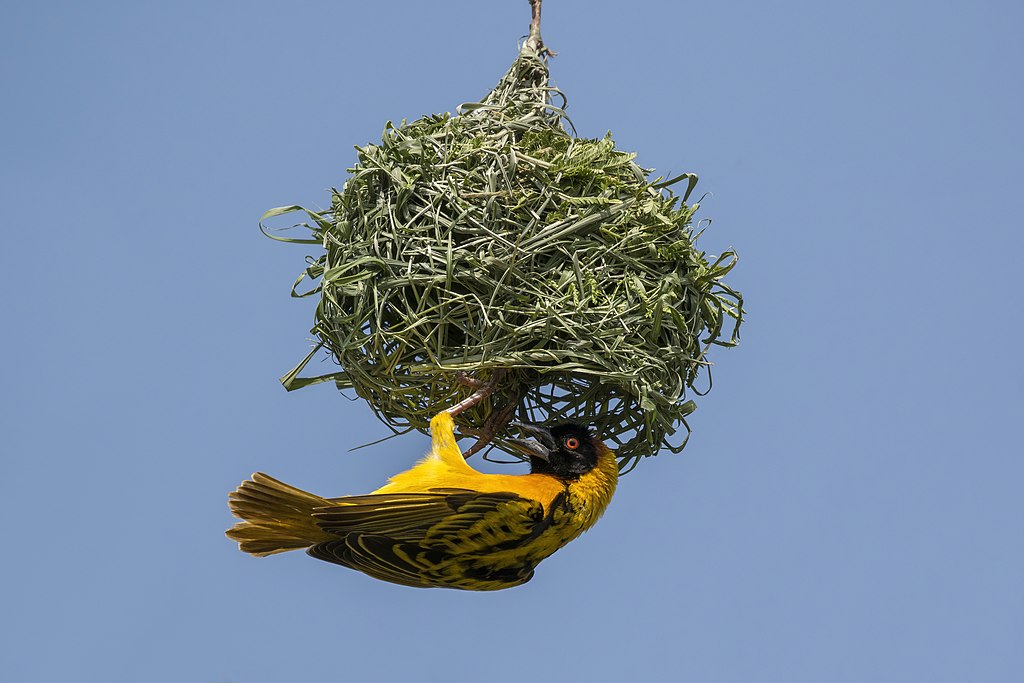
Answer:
[264, 21, 742, 472]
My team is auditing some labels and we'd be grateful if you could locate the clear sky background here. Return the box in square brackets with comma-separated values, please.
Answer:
[2, 1, 1021, 681]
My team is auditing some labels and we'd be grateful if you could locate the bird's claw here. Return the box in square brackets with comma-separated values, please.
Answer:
[454, 371, 486, 390]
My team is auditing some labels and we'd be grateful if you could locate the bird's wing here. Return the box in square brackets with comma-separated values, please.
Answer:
[308, 534, 453, 588]
[312, 489, 542, 542]
[308, 490, 554, 589]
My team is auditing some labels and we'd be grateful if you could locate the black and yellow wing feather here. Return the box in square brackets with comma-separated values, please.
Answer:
[308, 489, 566, 590]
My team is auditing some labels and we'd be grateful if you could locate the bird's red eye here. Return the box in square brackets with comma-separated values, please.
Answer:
[565, 437, 580, 450]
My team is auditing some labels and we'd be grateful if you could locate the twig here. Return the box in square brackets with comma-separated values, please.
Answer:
[524, 0, 556, 57]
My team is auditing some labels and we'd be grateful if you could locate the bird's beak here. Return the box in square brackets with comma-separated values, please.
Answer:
[507, 421, 555, 461]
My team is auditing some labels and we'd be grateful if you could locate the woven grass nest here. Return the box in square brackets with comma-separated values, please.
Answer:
[264, 12, 742, 472]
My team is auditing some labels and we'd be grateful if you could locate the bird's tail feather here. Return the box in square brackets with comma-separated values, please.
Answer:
[227, 472, 333, 557]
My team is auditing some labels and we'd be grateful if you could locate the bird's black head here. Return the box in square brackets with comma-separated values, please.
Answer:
[508, 421, 599, 478]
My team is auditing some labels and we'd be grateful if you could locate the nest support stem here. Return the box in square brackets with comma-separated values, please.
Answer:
[524, 0, 555, 57]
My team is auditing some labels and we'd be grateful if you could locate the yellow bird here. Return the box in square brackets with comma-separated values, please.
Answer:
[227, 411, 618, 590]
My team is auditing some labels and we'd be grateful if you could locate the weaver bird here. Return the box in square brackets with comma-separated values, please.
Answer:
[227, 411, 618, 590]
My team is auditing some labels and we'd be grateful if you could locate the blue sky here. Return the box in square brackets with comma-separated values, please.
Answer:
[2, 1, 1021, 681]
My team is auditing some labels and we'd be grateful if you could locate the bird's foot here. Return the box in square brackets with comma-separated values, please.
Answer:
[448, 369, 506, 417]
[454, 371, 486, 390]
